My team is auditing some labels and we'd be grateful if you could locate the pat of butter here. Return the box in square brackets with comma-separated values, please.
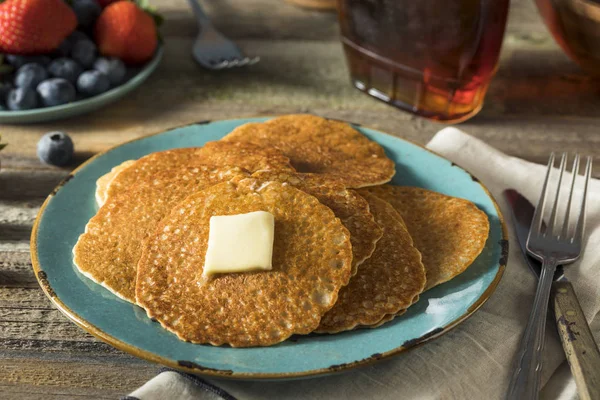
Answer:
[203, 211, 275, 276]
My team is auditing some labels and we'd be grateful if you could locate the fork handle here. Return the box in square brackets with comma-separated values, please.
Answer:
[187, 0, 212, 25]
[552, 281, 600, 400]
[507, 258, 558, 400]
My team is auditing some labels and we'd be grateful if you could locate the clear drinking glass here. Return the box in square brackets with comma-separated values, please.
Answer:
[535, 0, 600, 75]
[336, 0, 510, 123]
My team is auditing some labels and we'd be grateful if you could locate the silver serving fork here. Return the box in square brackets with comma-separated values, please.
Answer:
[187, 0, 259, 70]
[507, 153, 593, 400]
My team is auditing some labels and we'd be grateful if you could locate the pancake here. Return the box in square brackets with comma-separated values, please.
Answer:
[222, 114, 395, 188]
[73, 166, 249, 303]
[364, 185, 490, 289]
[136, 178, 353, 347]
[95, 160, 135, 207]
[315, 193, 426, 334]
[102, 141, 294, 202]
[369, 311, 406, 329]
[249, 170, 383, 275]
[363, 295, 420, 329]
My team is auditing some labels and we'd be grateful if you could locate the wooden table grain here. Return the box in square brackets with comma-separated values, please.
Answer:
[1, 0, 599, 397]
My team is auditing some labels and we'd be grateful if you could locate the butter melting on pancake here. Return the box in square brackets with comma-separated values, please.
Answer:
[136, 179, 353, 347]
[249, 170, 382, 275]
[203, 211, 275, 276]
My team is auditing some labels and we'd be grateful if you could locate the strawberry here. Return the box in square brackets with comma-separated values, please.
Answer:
[0, 0, 77, 55]
[94, 1, 158, 65]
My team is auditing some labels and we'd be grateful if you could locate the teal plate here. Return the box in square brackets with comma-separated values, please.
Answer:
[0, 46, 163, 124]
[31, 118, 508, 379]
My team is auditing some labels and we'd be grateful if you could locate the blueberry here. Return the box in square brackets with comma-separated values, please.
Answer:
[57, 31, 90, 57]
[33, 56, 52, 66]
[37, 78, 76, 107]
[57, 39, 74, 57]
[37, 132, 74, 166]
[77, 70, 110, 96]
[14, 63, 49, 90]
[70, 31, 91, 43]
[71, 39, 97, 68]
[6, 87, 38, 110]
[7, 55, 51, 69]
[93, 57, 126, 86]
[72, 0, 102, 29]
[48, 58, 83, 84]
[5, 55, 25, 68]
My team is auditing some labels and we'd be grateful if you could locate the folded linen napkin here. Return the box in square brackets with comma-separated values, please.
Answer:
[126, 128, 600, 400]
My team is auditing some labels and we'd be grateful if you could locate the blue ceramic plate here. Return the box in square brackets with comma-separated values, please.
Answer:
[31, 118, 507, 379]
[0, 46, 163, 124]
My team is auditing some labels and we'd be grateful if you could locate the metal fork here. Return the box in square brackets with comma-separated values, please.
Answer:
[507, 153, 593, 400]
[187, 0, 259, 70]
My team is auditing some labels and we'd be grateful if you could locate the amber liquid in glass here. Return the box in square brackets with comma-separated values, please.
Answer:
[337, 0, 510, 122]
[535, 0, 600, 75]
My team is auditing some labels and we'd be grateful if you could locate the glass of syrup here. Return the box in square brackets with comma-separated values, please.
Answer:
[336, 0, 510, 123]
[535, 0, 600, 75]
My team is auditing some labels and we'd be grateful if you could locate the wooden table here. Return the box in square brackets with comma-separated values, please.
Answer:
[1, 0, 598, 397]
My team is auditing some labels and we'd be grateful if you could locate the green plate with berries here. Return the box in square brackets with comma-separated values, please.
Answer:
[0, 45, 163, 124]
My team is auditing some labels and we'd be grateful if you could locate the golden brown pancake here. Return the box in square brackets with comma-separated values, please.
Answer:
[249, 170, 383, 275]
[136, 178, 353, 347]
[73, 166, 249, 303]
[104, 141, 294, 201]
[316, 193, 426, 333]
[363, 295, 420, 329]
[222, 114, 395, 188]
[364, 185, 490, 290]
[95, 160, 135, 207]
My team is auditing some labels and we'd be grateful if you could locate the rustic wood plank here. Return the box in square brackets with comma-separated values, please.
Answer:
[157, 0, 340, 41]
[0, 388, 112, 400]
[0, 251, 151, 362]
[0, 249, 157, 398]
[1, 169, 68, 200]
[0, 169, 67, 251]
[0, 286, 53, 309]
[0, 251, 36, 288]
[0, 358, 156, 398]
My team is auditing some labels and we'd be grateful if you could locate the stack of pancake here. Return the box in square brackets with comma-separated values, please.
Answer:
[73, 114, 489, 347]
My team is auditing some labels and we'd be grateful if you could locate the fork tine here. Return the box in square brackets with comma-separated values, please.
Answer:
[214, 60, 229, 69]
[573, 156, 593, 244]
[561, 154, 580, 239]
[530, 153, 555, 239]
[227, 59, 240, 68]
[547, 152, 567, 236]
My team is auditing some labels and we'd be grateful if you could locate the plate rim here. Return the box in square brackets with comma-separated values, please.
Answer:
[0, 45, 164, 123]
[30, 117, 508, 380]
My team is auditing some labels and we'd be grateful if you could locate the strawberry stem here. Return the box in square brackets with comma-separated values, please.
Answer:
[132, 0, 164, 27]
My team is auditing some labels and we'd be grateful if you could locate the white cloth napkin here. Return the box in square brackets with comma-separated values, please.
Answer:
[127, 128, 600, 400]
